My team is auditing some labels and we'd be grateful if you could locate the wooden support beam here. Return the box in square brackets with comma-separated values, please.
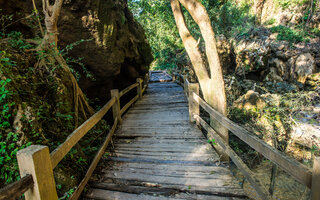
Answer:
[17, 145, 58, 200]
[192, 92, 312, 188]
[137, 78, 143, 99]
[69, 118, 118, 200]
[312, 156, 320, 200]
[194, 115, 273, 200]
[183, 75, 187, 95]
[188, 83, 199, 123]
[119, 83, 139, 98]
[50, 97, 116, 168]
[111, 89, 122, 124]
[0, 174, 33, 200]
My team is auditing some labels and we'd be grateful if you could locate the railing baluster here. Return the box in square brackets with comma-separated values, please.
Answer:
[17, 145, 58, 200]
[312, 156, 320, 200]
[188, 83, 199, 123]
[136, 78, 143, 99]
[111, 89, 122, 124]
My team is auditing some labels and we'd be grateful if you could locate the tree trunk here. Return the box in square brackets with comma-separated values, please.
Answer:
[41, 0, 63, 49]
[39, 0, 95, 125]
[171, 0, 228, 161]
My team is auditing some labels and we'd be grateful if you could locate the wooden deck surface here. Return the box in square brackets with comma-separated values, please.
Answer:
[84, 76, 247, 199]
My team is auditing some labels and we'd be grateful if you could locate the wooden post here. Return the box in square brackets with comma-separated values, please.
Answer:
[149, 71, 152, 82]
[188, 83, 199, 123]
[111, 89, 122, 124]
[183, 75, 187, 95]
[137, 78, 143, 99]
[312, 156, 320, 200]
[17, 145, 58, 200]
[172, 73, 176, 82]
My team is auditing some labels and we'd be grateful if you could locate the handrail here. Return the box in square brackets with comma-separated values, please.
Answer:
[119, 82, 139, 97]
[193, 114, 273, 200]
[0, 175, 33, 200]
[69, 117, 119, 200]
[50, 96, 117, 168]
[192, 92, 313, 188]
[7, 75, 149, 200]
[171, 72, 320, 199]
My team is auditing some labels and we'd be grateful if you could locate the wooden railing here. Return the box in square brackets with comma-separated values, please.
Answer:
[0, 74, 149, 200]
[172, 73, 320, 200]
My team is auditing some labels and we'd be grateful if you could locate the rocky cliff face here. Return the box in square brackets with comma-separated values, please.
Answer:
[1, 0, 153, 104]
[58, 0, 153, 104]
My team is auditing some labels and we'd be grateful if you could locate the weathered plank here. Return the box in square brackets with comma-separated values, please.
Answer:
[0, 175, 33, 200]
[89, 182, 247, 198]
[50, 97, 116, 168]
[311, 156, 320, 200]
[86, 189, 180, 200]
[193, 92, 313, 188]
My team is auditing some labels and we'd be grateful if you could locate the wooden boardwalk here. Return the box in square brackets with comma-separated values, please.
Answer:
[84, 78, 247, 199]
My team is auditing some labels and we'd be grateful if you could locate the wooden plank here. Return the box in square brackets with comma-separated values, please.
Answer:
[108, 157, 221, 166]
[120, 94, 139, 115]
[89, 182, 247, 198]
[85, 189, 181, 200]
[114, 142, 213, 149]
[113, 150, 217, 159]
[50, 97, 116, 168]
[102, 168, 229, 179]
[101, 170, 237, 187]
[112, 153, 218, 162]
[311, 156, 320, 200]
[69, 118, 118, 200]
[194, 115, 274, 200]
[115, 146, 214, 154]
[103, 161, 229, 173]
[0, 175, 33, 200]
[193, 92, 313, 188]
[119, 82, 139, 97]
[90, 181, 246, 197]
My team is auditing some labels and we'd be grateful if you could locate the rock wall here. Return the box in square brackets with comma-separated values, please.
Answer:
[58, 0, 153, 104]
[0, 0, 153, 105]
[230, 27, 319, 84]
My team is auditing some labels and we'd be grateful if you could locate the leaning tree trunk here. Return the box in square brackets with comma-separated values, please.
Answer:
[171, 0, 228, 161]
[39, 0, 94, 126]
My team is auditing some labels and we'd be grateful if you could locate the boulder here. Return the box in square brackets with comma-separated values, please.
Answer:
[264, 67, 283, 82]
[291, 53, 316, 83]
[234, 90, 266, 110]
[0, 0, 153, 105]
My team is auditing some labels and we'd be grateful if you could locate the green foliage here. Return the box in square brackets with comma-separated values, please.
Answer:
[129, 0, 183, 70]
[0, 74, 32, 184]
[7, 32, 33, 49]
[264, 18, 276, 26]
[60, 39, 95, 81]
[59, 187, 76, 200]
[274, 0, 310, 10]
[270, 25, 304, 43]
[270, 25, 319, 44]
[311, 145, 320, 156]
[208, 139, 217, 146]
